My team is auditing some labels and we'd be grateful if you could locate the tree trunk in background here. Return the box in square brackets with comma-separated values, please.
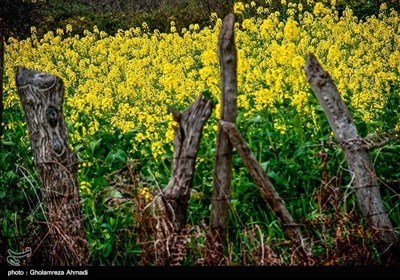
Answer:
[16, 67, 88, 266]
[304, 54, 398, 247]
[207, 13, 237, 265]
[153, 93, 213, 265]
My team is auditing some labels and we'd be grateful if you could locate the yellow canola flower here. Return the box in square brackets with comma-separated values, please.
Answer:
[80, 181, 92, 196]
[234, 2, 245, 15]
[139, 187, 153, 203]
[284, 18, 300, 42]
[3, 1, 400, 158]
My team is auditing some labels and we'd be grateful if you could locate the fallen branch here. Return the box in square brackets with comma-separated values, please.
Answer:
[220, 120, 313, 261]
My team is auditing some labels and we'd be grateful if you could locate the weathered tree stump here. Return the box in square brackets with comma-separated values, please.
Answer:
[208, 13, 237, 265]
[153, 93, 213, 265]
[220, 121, 313, 262]
[304, 54, 398, 246]
[16, 67, 88, 266]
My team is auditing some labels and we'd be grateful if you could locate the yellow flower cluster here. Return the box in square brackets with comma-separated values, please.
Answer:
[3, 2, 400, 160]
[5, 24, 221, 158]
[236, 1, 400, 130]
[234, 2, 246, 15]
[138, 187, 153, 203]
[80, 181, 93, 195]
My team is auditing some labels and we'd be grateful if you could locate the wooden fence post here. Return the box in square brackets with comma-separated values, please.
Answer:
[208, 13, 237, 265]
[152, 93, 213, 265]
[304, 54, 398, 246]
[16, 67, 88, 265]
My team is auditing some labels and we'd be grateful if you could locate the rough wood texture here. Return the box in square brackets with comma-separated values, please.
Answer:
[164, 94, 214, 229]
[16, 67, 88, 265]
[220, 120, 313, 261]
[304, 54, 398, 245]
[153, 93, 213, 265]
[209, 13, 237, 263]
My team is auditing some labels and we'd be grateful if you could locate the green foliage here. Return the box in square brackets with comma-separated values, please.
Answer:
[2, 0, 400, 266]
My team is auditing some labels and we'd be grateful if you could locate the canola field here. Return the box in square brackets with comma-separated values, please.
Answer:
[2, 1, 400, 264]
[4, 2, 400, 154]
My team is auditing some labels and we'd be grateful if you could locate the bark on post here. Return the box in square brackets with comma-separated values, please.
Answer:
[304, 54, 398, 245]
[220, 121, 313, 262]
[164, 94, 214, 229]
[153, 93, 213, 265]
[16, 67, 88, 266]
[208, 13, 237, 264]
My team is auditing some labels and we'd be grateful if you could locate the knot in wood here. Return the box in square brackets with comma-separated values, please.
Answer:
[316, 72, 328, 87]
[46, 105, 59, 128]
[52, 133, 63, 155]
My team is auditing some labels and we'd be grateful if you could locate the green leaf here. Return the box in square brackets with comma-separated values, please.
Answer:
[260, 161, 269, 172]
[267, 171, 289, 188]
[100, 223, 113, 231]
[103, 242, 112, 258]
[248, 115, 262, 123]
[109, 217, 116, 228]
[89, 139, 102, 156]
[2, 219, 7, 234]
[109, 189, 123, 199]
[2, 141, 15, 146]
[230, 199, 239, 208]
[93, 177, 107, 188]
[67, 121, 74, 132]
[105, 149, 127, 164]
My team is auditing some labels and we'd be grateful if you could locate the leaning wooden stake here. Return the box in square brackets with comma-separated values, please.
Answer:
[153, 93, 213, 265]
[208, 13, 237, 265]
[220, 121, 313, 261]
[164, 94, 214, 229]
[16, 67, 88, 265]
[304, 54, 398, 245]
